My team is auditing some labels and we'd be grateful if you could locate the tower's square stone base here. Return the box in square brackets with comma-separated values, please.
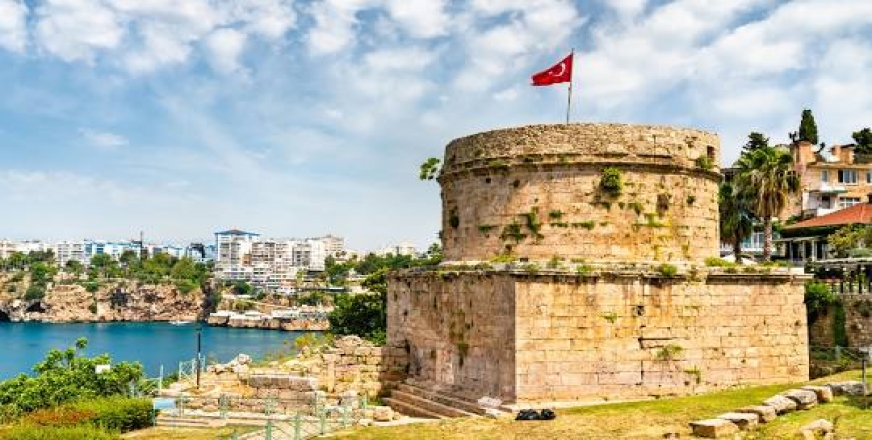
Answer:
[387, 269, 809, 404]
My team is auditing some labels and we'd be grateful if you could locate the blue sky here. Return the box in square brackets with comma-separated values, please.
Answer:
[0, 0, 871, 250]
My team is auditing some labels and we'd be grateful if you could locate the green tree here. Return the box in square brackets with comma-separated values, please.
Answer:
[64, 260, 84, 278]
[853, 127, 872, 153]
[88, 254, 113, 279]
[735, 147, 800, 261]
[797, 108, 819, 144]
[718, 181, 756, 264]
[742, 132, 770, 152]
[419, 157, 441, 180]
[828, 224, 867, 257]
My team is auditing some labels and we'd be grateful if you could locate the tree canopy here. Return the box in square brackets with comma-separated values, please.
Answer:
[742, 132, 770, 152]
[797, 108, 819, 145]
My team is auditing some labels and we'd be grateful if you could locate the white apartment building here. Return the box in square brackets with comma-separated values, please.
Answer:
[56, 241, 87, 267]
[377, 242, 417, 257]
[0, 240, 17, 259]
[320, 234, 345, 257]
[292, 239, 327, 272]
[215, 229, 258, 281]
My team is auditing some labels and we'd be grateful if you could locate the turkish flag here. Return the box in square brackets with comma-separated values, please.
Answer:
[531, 53, 573, 86]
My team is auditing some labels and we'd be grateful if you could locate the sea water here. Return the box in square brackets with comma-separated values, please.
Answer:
[0, 322, 307, 379]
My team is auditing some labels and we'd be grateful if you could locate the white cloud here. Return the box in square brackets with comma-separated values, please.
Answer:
[224, 0, 297, 40]
[0, 0, 27, 53]
[205, 28, 248, 74]
[78, 128, 129, 150]
[383, 0, 449, 38]
[455, 0, 582, 91]
[34, 0, 125, 63]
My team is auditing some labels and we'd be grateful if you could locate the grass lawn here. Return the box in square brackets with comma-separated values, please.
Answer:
[122, 426, 259, 440]
[333, 371, 871, 440]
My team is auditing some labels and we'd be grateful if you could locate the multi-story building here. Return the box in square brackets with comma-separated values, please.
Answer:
[789, 141, 872, 219]
[55, 241, 87, 267]
[376, 242, 417, 257]
[292, 239, 327, 272]
[0, 240, 17, 259]
[214, 229, 259, 281]
[320, 234, 345, 257]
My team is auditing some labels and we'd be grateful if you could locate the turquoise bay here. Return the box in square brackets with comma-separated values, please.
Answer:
[0, 322, 305, 379]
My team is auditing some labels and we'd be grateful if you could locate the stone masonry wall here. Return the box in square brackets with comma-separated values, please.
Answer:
[387, 269, 809, 404]
[513, 272, 808, 401]
[439, 124, 721, 263]
[809, 294, 872, 348]
[387, 272, 516, 399]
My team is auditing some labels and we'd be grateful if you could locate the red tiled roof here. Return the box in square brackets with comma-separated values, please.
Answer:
[786, 203, 872, 230]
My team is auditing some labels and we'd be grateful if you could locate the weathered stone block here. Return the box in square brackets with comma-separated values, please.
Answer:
[782, 389, 818, 410]
[716, 412, 758, 430]
[763, 395, 798, 414]
[689, 419, 739, 438]
[735, 405, 777, 423]
[801, 385, 834, 403]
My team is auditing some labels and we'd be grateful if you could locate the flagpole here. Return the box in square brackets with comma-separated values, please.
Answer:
[566, 48, 574, 125]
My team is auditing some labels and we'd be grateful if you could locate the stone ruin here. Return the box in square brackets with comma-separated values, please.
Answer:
[385, 123, 810, 407]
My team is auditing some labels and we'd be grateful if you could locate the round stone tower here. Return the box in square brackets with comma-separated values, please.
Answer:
[439, 123, 721, 264]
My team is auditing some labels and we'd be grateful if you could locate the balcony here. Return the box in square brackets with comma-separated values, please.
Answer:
[802, 207, 837, 218]
[811, 183, 848, 194]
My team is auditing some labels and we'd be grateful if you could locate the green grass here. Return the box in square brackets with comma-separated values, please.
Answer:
[333, 371, 871, 439]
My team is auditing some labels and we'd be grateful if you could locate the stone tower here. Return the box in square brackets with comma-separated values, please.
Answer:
[386, 123, 808, 406]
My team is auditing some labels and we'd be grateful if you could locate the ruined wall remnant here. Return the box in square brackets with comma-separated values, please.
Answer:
[387, 123, 809, 405]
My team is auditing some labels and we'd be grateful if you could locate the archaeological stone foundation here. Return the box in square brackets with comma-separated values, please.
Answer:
[386, 123, 809, 405]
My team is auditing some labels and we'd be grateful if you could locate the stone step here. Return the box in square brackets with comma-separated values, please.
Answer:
[388, 389, 478, 418]
[395, 383, 488, 415]
[155, 416, 221, 428]
[382, 397, 447, 419]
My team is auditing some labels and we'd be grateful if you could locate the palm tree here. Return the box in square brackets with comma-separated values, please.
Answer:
[735, 147, 800, 261]
[719, 181, 755, 264]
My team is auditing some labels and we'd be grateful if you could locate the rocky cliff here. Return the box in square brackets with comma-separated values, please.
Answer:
[0, 278, 207, 323]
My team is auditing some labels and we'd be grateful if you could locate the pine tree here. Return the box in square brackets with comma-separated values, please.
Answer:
[798, 109, 819, 145]
[742, 132, 770, 152]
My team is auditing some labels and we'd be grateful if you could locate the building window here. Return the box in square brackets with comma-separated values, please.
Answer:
[867, 172, 872, 184]
[821, 170, 829, 182]
[838, 169, 858, 184]
[839, 197, 861, 209]
[821, 195, 832, 209]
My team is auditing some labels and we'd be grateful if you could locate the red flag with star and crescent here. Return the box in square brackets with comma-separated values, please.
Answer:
[531, 53, 573, 86]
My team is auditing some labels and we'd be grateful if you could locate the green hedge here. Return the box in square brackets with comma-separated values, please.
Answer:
[0, 425, 119, 440]
[22, 397, 151, 433]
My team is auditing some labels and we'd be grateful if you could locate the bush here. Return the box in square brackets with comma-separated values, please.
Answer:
[0, 339, 144, 417]
[805, 281, 837, 325]
[23, 285, 46, 301]
[328, 293, 386, 345]
[599, 167, 623, 196]
[0, 425, 119, 440]
[658, 264, 678, 278]
[70, 397, 152, 432]
[704, 257, 736, 268]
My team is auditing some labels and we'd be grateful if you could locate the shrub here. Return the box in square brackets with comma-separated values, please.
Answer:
[804, 281, 837, 324]
[599, 167, 623, 196]
[70, 397, 152, 432]
[21, 397, 150, 432]
[0, 425, 119, 440]
[696, 156, 713, 170]
[658, 264, 678, 278]
[174, 279, 198, 295]
[704, 257, 736, 268]
[328, 293, 386, 345]
[83, 282, 101, 293]
[0, 339, 144, 417]
[23, 285, 46, 301]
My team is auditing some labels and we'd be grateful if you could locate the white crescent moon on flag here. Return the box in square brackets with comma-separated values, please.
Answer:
[553, 62, 566, 77]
